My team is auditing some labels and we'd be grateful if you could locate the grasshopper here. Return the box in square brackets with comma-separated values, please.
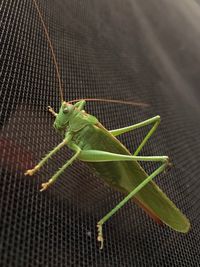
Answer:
[25, 0, 190, 249]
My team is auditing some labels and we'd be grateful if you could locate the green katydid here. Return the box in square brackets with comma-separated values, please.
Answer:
[25, 0, 190, 249]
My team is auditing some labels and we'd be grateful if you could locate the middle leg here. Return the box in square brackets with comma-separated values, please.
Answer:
[40, 144, 81, 191]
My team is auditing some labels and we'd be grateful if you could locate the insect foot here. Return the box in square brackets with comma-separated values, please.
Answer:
[40, 182, 51, 192]
[24, 165, 40, 176]
[40, 182, 50, 192]
[97, 223, 104, 249]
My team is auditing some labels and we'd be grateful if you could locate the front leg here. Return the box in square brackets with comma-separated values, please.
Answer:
[48, 106, 58, 117]
[25, 134, 72, 176]
[73, 100, 86, 111]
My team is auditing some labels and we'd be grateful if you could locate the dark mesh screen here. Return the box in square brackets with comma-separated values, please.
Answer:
[1, 0, 200, 266]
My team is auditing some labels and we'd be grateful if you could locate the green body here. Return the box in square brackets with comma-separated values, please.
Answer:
[25, 101, 190, 241]
[30, 0, 190, 248]
[74, 122, 189, 233]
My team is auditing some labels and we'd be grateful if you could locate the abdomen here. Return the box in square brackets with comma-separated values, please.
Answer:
[74, 123, 150, 194]
[73, 123, 190, 233]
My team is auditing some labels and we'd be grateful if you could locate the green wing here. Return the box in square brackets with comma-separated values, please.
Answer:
[74, 123, 190, 233]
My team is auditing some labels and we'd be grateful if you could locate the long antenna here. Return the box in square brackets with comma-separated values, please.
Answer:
[32, 0, 64, 101]
[68, 98, 149, 107]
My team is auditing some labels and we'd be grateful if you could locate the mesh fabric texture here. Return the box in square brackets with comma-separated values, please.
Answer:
[0, 0, 200, 266]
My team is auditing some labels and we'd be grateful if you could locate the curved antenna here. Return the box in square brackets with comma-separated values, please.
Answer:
[68, 98, 149, 107]
[32, 0, 64, 102]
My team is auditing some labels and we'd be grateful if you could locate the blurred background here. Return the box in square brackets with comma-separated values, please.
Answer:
[0, 0, 200, 266]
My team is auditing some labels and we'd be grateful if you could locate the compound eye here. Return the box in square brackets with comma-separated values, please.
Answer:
[63, 108, 69, 114]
